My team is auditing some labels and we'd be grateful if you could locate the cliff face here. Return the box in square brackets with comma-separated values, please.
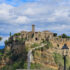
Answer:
[30, 39, 70, 70]
[50, 37, 70, 48]
[5, 25, 70, 54]
[1, 28, 70, 70]
[32, 49, 58, 70]
[50, 37, 70, 56]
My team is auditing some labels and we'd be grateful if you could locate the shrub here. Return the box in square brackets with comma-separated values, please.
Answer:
[41, 39, 47, 44]
[30, 63, 42, 69]
[5, 39, 13, 45]
[45, 41, 53, 49]
[53, 33, 57, 37]
[0, 37, 2, 41]
[58, 36, 62, 38]
[23, 63, 28, 69]
[10, 32, 12, 37]
[58, 33, 70, 38]
[1, 65, 15, 70]
[62, 34, 68, 38]
[14, 33, 21, 36]
[5, 40, 8, 45]
[53, 52, 70, 69]
[53, 52, 63, 66]
[31, 33, 34, 38]
[66, 56, 70, 68]
[31, 43, 39, 48]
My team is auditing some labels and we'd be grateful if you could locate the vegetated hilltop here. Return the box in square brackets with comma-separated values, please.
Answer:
[1, 25, 70, 70]
[0, 37, 2, 41]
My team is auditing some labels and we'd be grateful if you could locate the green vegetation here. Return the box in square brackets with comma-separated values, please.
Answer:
[24, 63, 42, 69]
[58, 33, 70, 38]
[10, 32, 12, 37]
[14, 33, 21, 36]
[66, 56, 70, 68]
[31, 33, 34, 38]
[0, 37, 2, 41]
[42, 39, 47, 44]
[43, 67, 57, 70]
[5, 40, 8, 45]
[1, 58, 27, 70]
[53, 33, 57, 37]
[1, 65, 15, 70]
[53, 52, 64, 66]
[3, 31, 70, 70]
[0, 49, 4, 60]
[2, 58, 27, 70]
[53, 52, 70, 69]
[5, 37, 26, 45]
[23, 63, 42, 69]
[43, 41, 53, 49]
[5, 39, 13, 45]
[31, 43, 40, 48]
[30, 63, 42, 69]
[46, 41, 53, 49]
[1, 47, 28, 70]
[15, 38, 26, 43]
[61, 33, 70, 38]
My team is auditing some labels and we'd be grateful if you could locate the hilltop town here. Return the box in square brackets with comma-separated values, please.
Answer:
[0, 25, 70, 70]
[5, 25, 53, 54]
[5, 25, 70, 54]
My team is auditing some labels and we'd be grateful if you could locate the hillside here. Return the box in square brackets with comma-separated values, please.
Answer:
[1, 39, 70, 70]
[0, 25, 70, 70]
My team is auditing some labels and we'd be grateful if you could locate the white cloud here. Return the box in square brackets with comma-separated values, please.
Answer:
[15, 16, 29, 24]
[0, 1, 70, 26]
[0, 36, 9, 46]
[1, 2, 70, 25]
[1, 0, 70, 45]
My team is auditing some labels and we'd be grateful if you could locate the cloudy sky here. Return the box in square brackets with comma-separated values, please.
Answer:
[0, 0, 70, 46]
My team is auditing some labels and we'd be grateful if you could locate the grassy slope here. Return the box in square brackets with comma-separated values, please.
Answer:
[1, 40, 70, 70]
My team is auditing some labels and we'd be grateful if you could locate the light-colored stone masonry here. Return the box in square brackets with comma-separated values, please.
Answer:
[6, 25, 70, 55]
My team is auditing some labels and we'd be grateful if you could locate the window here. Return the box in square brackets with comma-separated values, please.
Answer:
[35, 38, 38, 41]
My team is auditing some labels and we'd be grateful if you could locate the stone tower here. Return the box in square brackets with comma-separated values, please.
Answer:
[32, 24, 35, 33]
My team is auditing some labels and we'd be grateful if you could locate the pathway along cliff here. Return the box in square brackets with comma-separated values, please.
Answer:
[27, 44, 47, 70]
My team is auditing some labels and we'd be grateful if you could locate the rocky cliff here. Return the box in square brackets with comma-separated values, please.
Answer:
[1, 27, 70, 70]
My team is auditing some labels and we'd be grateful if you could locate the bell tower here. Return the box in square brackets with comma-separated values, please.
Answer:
[32, 24, 35, 33]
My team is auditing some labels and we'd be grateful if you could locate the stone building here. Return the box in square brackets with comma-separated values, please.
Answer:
[5, 24, 70, 56]
[13, 25, 54, 42]
[19, 25, 54, 47]
[9, 24, 54, 49]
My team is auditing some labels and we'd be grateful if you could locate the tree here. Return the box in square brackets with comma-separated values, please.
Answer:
[62, 34, 68, 38]
[14, 33, 21, 36]
[0, 37, 2, 41]
[53, 33, 57, 37]
[10, 32, 12, 37]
